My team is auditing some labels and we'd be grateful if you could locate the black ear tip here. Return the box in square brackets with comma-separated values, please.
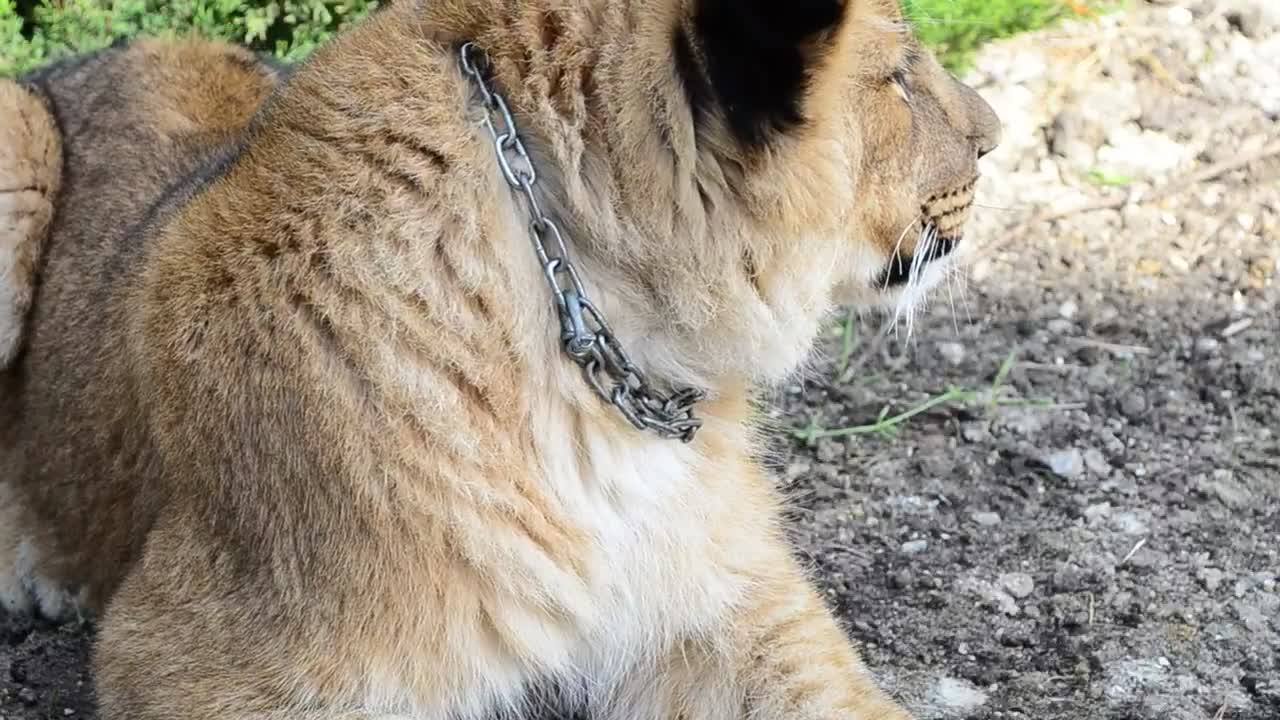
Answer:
[738, 0, 848, 38]
[684, 0, 850, 147]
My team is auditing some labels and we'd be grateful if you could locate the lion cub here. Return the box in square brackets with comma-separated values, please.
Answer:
[0, 0, 999, 718]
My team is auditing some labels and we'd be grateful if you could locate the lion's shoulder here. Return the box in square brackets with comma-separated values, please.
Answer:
[0, 37, 285, 365]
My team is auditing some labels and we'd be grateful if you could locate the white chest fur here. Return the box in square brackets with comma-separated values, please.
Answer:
[530, 402, 748, 656]
[354, 374, 763, 717]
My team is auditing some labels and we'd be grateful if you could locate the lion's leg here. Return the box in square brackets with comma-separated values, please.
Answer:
[0, 480, 30, 615]
[0, 78, 62, 366]
[94, 558, 458, 720]
[602, 553, 914, 720]
[0, 480, 79, 620]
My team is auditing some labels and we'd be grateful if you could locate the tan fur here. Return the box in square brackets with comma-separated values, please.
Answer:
[0, 78, 61, 366]
[0, 1, 999, 718]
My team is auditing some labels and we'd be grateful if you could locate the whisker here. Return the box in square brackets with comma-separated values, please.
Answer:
[955, 265, 975, 327]
[972, 203, 1022, 212]
[903, 223, 934, 340]
[882, 218, 920, 292]
[944, 261, 960, 336]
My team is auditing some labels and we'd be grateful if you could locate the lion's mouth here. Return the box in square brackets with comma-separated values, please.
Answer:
[876, 225, 959, 288]
[876, 179, 977, 289]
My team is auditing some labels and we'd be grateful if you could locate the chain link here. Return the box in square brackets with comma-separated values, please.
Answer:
[459, 42, 704, 443]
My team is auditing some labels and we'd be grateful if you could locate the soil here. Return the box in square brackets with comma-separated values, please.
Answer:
[2, 1, 1277, 719]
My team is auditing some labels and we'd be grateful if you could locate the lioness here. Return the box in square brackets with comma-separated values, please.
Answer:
[0, 0, 1000, 718]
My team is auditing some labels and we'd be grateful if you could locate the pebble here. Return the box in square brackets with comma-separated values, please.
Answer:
[1052, 564, 1087, 593]
[1083, 448, 1111, 476]
[962, 423, 991, 443]
[901, 539, 929, 555]
[1198, 567, 1227, 592]
[1167, 6, 1194, 25]
[892, 569, 914, 589]
[1046, 318, 1075, 335]
[937, 341, 966, 366]
[931, 677, 989, 711]
[1084, 502, 1113, 520]
[991, 588, 1021, 616]
[17, 688, 36, 706]
[1045, 448, 1085, 479]
[1204, 471, 1252, 508]
[973, 511, 1003, 526]
[1001, 572, 1036, 599]
[1119, 390, 1148, 419]
[1096, 126, 1191, 177]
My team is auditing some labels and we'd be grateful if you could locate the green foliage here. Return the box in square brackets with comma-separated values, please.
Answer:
[1, 0, 377, 76]
[902, 0, 1105, 72]
[2, 0, 1107, 78]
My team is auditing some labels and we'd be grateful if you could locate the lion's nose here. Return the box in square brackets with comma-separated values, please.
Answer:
[976, 135, 998, 159]
[961, 83, 1002, 160]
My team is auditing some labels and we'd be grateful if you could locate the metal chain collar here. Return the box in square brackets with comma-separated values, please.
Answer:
[458, 42, 705, 443]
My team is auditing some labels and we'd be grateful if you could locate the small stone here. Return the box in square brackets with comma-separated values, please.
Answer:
[937, 341, 966, 366]
[1196, 337, 1220, 353]
[1116, 507, 1146, 535]
[1001, 572, 1036, 599]
[17, 688, 36, 706]
[1119, 391, 1148, 419]
[1059, 300, 1079, 319]
[1045, 448, 1085, 479]
[1084, 449, 1110, 476]
[891, 569, 913, 589]
[1047, 318, 1075, 335]
[990, 588, 1020, 616]
[973, 511, 1003, 527]
[1097, 127, 1191, 178]
[931, 677, 989, 711]
[961, 423, 991, 443]
[901, 539, 929, 555]
[1167, 6, 1194, 25]
[1204, 471, 1252, 508]
[1084, 502, 1112, 521]
[64, 710, 75, 717]
[1234, 599, 1269, 631]
[1053, 564, 1086, 592]
[1198, 567, 1227, 592]
[996, 408, 1045, 437]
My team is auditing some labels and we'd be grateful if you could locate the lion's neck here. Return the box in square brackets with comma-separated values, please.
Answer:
[256, 0, 831, 441]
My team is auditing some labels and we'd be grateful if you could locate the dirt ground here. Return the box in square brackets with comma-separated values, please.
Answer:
[2, 1, 1277, 719]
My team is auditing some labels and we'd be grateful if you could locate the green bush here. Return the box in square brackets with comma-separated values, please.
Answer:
[903, 0, 1105, 71]
[1, 0, 377, 76]
[2, 0, 1103, 77]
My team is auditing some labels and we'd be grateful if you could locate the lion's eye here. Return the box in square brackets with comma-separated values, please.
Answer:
[889, 69, 910, 102]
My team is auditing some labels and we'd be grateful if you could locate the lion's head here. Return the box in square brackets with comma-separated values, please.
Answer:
[425, 0, 1001, 388]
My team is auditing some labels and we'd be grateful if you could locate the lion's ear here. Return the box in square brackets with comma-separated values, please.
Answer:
[676, 0, 849, 148]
